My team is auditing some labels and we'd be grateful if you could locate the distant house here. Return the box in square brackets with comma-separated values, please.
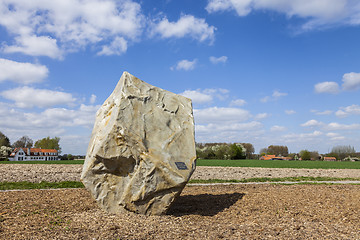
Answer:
[323, 157, 337, 161]
[260, 155, 292, 160]
[9, 148, 59, 161]
[260, 155, 276, 160]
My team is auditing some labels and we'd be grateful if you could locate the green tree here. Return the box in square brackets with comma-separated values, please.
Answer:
[259, 148, 268, 155]
[330, 145, 356, 160]
[34, 137, 62, 154]
[13, 136, 33, 148]
[267, 145, 289, 156]
[299, 150, 311, 160]
[229, 143, 245, 159]
[0, 131, 11, 147]
[241, 143, 255, 159]
[0, 146, 12, 160]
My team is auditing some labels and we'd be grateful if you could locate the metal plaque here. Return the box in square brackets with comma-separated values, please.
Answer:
[175, 162, 188, 170]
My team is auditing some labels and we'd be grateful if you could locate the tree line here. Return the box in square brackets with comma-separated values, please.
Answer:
[258, 144, 358, 161]
[197, 142, 359, 161]
[196, 142, 255, 160]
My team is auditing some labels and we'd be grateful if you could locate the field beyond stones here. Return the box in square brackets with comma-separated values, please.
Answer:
[0, 164, 359, 239]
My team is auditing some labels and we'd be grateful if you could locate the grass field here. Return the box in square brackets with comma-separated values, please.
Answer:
[0, 160, 85, 164]
[1, 176, 360, 190]
[0, 181, 84, 190]
[196, 159, 360, 169]
[1, 159, 360, 169]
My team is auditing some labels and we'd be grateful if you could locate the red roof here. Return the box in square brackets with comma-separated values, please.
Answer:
[10, 148, 58, 156]
[30, 148, 57, 153]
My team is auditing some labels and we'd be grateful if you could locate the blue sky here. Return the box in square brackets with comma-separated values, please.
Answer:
[1, 0, 360, 154]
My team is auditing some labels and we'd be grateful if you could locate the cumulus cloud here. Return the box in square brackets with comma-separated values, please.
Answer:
[97, 37, 128, 56]
[206, 0, 360, 31]
[261, 90, 287, 102]
[255, 113, 269, 120]
[335, 104, 360, 118]
[272, 90, 288, 98]
[194, 107, 251, 124]
[1, 87, 76, 108]
[0, 0, 144, 57]
[326, 132, 345, 141]
[314, 81, 339, 94]
[270, 125, 287, 132]
[326, 122, 360, 131]
[179, 88, 231, 105]
[179, 88, 229, 104]
[180, 90, 212, 104]
[209, 56, 228, 64]
[311, 109, 333, 115]
[0, 58, 48, 84]
[341, 72, 360, 91]
[282, 131, 323, 144]
[301, 119, 323, 127]
[151, 15, 216, 43]
[230, 99, 246, 106]
[285, 110, 296, 115]
[89, 94, 97, 104]
[3, 35, 63, 59]
[171, 59, 197, 71]
[196, 121, 262, 134]
[0, 102, 100, 153]
[195, 121, 264, 143]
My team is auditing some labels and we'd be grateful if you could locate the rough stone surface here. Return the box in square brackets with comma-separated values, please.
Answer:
[81, 71, 196, 215]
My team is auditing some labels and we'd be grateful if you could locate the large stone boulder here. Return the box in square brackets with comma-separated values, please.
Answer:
[81, 71, 196, 215]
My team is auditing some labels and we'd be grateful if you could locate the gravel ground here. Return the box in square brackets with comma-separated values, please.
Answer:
[0, 184, 359, 239]
[1, 164, 360, 182]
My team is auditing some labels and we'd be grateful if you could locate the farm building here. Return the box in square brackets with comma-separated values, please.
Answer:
[260, 155, 276, 160]
[323, 157, 337, 161]
[9, 148, 59, 161]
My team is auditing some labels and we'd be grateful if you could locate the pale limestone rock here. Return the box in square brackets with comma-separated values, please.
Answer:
[81, 71, 196, 215]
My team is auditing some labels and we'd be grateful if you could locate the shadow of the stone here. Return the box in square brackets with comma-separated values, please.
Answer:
[167, 192, 245, 216]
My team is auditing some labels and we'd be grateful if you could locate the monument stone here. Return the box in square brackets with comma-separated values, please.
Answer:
[81, 71, 196, 215]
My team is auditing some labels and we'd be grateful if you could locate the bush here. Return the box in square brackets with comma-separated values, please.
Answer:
[196, 143, 246, 160]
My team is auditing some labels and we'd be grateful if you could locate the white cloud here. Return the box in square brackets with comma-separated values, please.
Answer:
[326, 122, 360, 131]
[179, 88, 229, 104]
[341, 72, 360, 91]
[3, 35, 63, 59]
[194, 107, 251, 124]
[0, 102, 100, 154]
[209, 56, 228, 64]
[260, 96, 270, 103]
[196, 121, 262, 133]
[0, 58, 48, 84]
[0, 0, 144, 57]
[314, 81, 339, 94]
[255, 113, 269, 120]
[206, 0, 360, 30]
[335, 104, 360, 118]
[270, 125, 286, 132]
[326, 132, 345, 141]
[301, 119, 323, 127]
[180, 90, 212, 104]
[285, 110, 296, 115]
[89, 94, 97, 104]
[151, 15, 216, 43]
[230, 99, 246, 106]
[97, 37, 128, 56]
[311, 109, 333, 115]
[1, 87, 76, 108]
[261, 90, 287, 102]
[272, 90, 287, 98]
[171, 59, 197, 71]
[282, 131, 323, 143]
